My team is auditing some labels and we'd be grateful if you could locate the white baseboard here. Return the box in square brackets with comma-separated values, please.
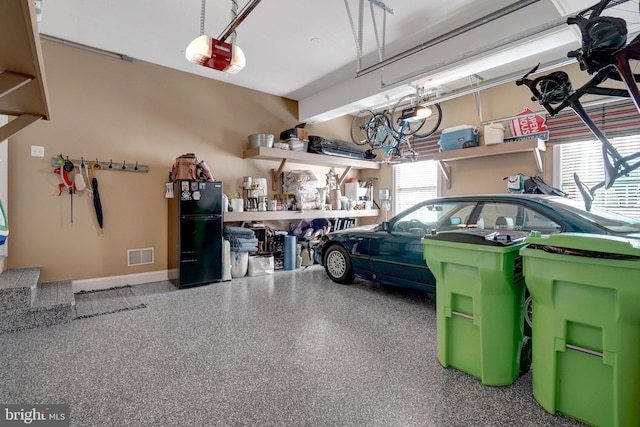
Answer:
[72, 269, 176, 293]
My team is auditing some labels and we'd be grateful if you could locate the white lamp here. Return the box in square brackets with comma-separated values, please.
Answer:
[186, 35, 212, 65]
[225, 44, 245, 74]
[415, 105, 433, 118]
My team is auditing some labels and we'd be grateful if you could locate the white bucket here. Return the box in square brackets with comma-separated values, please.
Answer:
[231, 251, 249, 278]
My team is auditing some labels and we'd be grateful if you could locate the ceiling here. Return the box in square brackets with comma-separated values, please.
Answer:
[37, 0, 640, 123]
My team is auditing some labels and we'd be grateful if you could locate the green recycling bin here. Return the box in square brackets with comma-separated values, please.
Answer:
[521, 233, 640, 427]
[422, 229, 530, 386]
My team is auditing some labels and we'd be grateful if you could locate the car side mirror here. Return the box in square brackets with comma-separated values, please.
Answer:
[381, 221, 391, 232]
[450, 217, 461, 225]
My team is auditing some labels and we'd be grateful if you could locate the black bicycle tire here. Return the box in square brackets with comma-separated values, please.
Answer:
[390, 94, 426, 136]
[413, 103, 443, 139]
[350, 109, 376, 145]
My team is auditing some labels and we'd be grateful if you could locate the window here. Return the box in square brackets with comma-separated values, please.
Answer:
[394, 160, 438, 214]
[557, 135, 640, 219]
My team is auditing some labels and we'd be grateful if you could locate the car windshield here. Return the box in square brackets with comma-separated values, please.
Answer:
[548, 197, 640, 234]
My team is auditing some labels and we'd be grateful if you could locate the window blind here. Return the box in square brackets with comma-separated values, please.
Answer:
[559, 136, 640, 219]
[394, 160, 439, 213]
[546, 99, 640, 144]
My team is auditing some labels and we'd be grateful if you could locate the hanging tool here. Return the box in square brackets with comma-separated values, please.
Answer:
[53, 155, 76, 223]
[91, 162, 104, 233]
[74, 157, 87, 192]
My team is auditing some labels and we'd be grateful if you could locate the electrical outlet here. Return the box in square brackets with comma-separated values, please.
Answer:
[31, 146, 45, 157]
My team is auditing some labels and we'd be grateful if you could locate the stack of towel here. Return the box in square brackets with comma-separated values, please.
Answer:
[223, 226, 258, 252]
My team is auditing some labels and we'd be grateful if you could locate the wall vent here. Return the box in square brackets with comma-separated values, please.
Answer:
[128, 248, 154, 266]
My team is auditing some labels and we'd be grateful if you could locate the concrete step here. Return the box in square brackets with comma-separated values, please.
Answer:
[0, 271, 75, 334]
[0, 267, 40, 310]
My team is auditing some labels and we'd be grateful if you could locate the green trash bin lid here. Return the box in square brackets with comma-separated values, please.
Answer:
[525, 232, 640, 259]
[424, 229, 528, 246]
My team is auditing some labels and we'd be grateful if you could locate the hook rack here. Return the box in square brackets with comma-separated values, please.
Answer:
[50, 157, 149, 173]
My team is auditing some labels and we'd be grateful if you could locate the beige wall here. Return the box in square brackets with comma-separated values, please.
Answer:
[7, 42, 353, 282]
[6, 41, 589, 282]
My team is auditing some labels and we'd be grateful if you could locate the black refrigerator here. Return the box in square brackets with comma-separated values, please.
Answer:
[168, 180, 223, 288]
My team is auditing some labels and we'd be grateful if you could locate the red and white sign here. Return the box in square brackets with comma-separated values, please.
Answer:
[510, 108, 547, 137]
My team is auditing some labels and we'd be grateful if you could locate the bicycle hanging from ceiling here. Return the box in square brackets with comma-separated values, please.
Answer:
[517, 0, 640, 210]
[350, 88, 443, 163]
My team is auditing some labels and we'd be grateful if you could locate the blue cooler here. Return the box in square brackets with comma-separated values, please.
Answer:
[439, 125, 480, 151]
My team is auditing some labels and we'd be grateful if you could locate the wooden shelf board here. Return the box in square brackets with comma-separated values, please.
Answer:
[243, 146, 380, 170]
[432, 139, 546, 162]
[224, 209, 380, 223]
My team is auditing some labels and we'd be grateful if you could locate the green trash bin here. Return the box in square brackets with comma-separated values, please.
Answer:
[422, 229, 530, 386]
[521, 233, 640, 427]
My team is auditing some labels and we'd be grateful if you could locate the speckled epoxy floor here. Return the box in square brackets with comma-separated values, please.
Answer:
[0, 266, 585, 426]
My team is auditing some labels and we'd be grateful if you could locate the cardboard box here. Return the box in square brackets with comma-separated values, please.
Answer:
[295, 128, 309, 141]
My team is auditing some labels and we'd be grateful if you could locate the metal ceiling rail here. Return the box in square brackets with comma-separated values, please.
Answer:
[218, 0, 262, 43]
[355, 0, 542, 78]
[417, 57, 576, 108]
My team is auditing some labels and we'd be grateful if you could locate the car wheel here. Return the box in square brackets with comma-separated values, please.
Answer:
[324, 245, 355, 284]
[524, 294, 533, 337]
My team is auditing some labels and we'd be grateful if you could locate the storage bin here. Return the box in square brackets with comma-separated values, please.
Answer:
[231, 251, 249, 278]
[439, 125, 479, 151]
[422, 229, 530, 386]
[520, 233, 640, 427]
[248, 255, 274, 276]
[483, 123, 505, 145]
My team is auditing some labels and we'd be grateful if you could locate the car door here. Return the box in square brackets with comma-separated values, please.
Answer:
[369, 201, 478, 290]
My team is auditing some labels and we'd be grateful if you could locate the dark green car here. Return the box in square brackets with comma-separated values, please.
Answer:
[318, 194, 640, 291]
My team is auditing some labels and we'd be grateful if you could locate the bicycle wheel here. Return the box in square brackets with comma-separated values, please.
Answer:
[350, 109, 376, 145]
[413, 103, 443, 139]
[390, 94, 425, 136]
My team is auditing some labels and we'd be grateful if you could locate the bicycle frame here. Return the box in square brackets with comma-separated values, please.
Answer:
[366, 113, 417, 161]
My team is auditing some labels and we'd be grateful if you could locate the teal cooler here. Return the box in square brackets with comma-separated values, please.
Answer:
[521, 233, 640, 427]
[422, 229, 529, 386]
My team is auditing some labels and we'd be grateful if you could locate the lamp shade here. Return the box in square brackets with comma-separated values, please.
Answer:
[415, 105, 433, 118]
[185, 35, 212, 65]
[225, 45, 245, 74]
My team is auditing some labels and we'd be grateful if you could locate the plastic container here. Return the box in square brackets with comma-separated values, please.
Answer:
[283, 235, 297, 270]
[483, 123, 505, 145]
[439, 125, 479, 151]
[520, 233, 640, 427]
[230, 251, 249, 278]
[422, 229, 530, 386]
[248, 255, 274, 276]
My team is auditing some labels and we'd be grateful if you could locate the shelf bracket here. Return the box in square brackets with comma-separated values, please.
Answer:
[271, 158, 288, 192]
[533, 147, 543, 174]
[0, 71, 33, 98]
[337, 166, 353, 186]
[0, 113, 40, 141]
[437, 160, 452, 189]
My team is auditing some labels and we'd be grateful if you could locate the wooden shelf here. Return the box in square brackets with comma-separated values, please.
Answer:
[224, 209, 380, 223]
[0, 0, 51, 140]
[243, 146, 380, 169]
[433, 139, 546, 188]
[243, 146, 380, 191]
